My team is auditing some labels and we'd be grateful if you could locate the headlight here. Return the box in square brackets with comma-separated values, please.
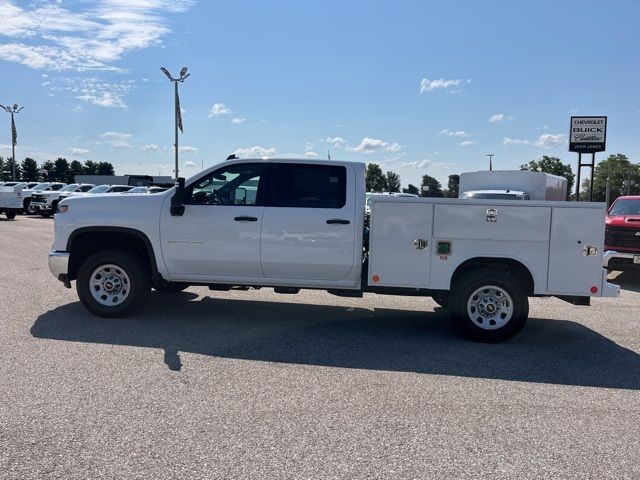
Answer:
[58, 204, 69, 213]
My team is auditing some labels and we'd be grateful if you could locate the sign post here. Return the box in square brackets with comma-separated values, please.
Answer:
[570, 116, 607, 201]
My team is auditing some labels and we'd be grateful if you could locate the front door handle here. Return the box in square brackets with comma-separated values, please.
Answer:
[326, 219, 350, 225]
[234, 216, 258, 222]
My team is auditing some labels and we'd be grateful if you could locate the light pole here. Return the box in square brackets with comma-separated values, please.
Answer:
[486, 154, 494, 171]
[0, 103, 24, 181]
[160, 67, 190, 180]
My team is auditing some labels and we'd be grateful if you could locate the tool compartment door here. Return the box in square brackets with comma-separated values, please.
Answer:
[547, 206, 606, 295]
[368, 201, 433, 288]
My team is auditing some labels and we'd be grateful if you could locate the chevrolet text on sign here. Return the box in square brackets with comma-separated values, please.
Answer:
[569, 116, 607, 153]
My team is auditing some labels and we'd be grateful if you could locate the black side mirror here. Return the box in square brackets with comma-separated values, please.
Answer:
[170, 177, 186, 216]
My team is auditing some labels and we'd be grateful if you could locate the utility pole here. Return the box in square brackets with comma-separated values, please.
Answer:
[486, 154, 494, 171]
[160, 67, 190, 180]
[0, 104, 24, 181]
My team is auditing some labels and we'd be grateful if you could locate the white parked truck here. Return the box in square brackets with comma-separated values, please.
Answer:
[0, 182, 30, 219]
[30, 183, 96, 216]
[459, 170, 568, 201]
[48, 158, 618, 342]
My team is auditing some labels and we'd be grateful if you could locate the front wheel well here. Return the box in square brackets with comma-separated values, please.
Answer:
[68, 228, 158, 281]
[451, 257, 535, 295]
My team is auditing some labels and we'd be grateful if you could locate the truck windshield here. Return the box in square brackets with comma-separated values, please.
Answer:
[59, 184, 80, 192]
[88, 185, 110, 194]
[32, 183, 49, 190]
[461, 192, 524, 200]
[609, 199, 640, 216]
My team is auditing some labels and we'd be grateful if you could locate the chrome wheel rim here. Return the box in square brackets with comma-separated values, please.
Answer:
[89, 264, 131, 307]
[466, 285, 513, 330]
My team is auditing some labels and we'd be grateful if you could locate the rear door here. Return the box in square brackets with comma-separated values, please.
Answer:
[260, 162, 356, 281]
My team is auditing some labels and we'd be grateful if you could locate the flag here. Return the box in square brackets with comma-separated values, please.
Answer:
[11, 114, 17, 146]
[176, 90, 183, 133]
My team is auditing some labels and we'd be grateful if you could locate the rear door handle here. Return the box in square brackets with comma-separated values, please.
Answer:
[234, 216, 258, 222]
[326, 219, 350, 225]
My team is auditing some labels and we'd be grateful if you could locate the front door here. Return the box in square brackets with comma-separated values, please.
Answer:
[160, 162, 268, 280]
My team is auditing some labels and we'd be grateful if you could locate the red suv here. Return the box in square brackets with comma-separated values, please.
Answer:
[604, 195, 640, 271]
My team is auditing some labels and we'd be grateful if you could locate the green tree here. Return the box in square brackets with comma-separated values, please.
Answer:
[20, 158, 39, 181]
[520, 155, 575, 200]
[0, 158, 5, 181]
[0, 157, 21, 181]
[447, 174, 460, 198]
[582, 153, 640, 202]
[69, 160, 85, 183]
[366, 163, 387, 192]
[385, 171, 401, 192]
[402, 184, 420, 196]
[40, 160, 55, 181]
[97, 161, 115, 176]
[420, 174, 443, 197]
[83, 160, 98, 175]
[53, 157, 70, 182]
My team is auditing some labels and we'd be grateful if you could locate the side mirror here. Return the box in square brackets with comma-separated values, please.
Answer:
[170, 177, 186, 216]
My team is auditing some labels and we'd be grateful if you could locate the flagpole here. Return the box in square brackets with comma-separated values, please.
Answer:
[160, 67, 189, 181]
[174, 80, 179, 180]
[11, 111, 16, 181]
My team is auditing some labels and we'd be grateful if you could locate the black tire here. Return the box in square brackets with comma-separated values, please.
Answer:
[154, 282, 189, 293]
[431, 292, 449, 308]
[23, 198, 31, 214]
[76, 249, 151, 318]
[39, 211, 51, 218]
[51, 201, 59, 214]
[449, 269, 529, 342]
[5, 211, 16, 220]
[27, 202, 38, 215]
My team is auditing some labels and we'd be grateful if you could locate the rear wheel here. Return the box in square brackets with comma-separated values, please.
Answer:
[450, 269, 529, 342]
[76, 249, 151, 317]
[5, 211, 16, 220]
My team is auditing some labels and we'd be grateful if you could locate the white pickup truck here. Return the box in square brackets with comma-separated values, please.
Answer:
[48, 158, 619, 342]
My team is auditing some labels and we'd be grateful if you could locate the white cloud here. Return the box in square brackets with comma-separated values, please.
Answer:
[141, 144, 159, 152]
[48, 77, 135, 108]
[101, 131, 132, 140]
[231, 117, 246, 124]
[400, 159, 432, 169]
[326, 137, 346, 148]
[183, 160, 196, 167]
[304, 151, 318, 158]
[536, 133, 565, 149]
[233, 146, 277, 157]
[112, 141, 132, 149]
[347, 137, 404, 154]
[438, 129, 468, 137]
[459, 140, 476, 146]
[178, 146, 198, 153]
[488, 113, 514, 123]
[503, 138, 531, 146]
[420, 78, 470, 93]
[209, 103, 232, 116]
[0, 1, 195, 72]
[69, 147, 89, 155]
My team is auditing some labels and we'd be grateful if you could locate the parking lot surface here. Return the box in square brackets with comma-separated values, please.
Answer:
[1, 216, 639, 479]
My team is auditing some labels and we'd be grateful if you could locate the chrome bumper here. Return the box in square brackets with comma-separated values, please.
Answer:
[48, 250, 70, 286]
[603, 250, 639, 268]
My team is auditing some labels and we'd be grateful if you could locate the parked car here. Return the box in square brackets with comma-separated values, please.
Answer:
[79, 184, 134, 195]
[30, 183, 96, 216]
[22, 182, 67, 214]
[48, 157, 618, 342]
[460, 190, 529, 200]
[603, 195, 640, 272]
[125, 186, 168, 194]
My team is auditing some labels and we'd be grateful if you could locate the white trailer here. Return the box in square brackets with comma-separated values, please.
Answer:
[459, 170, 568, 201]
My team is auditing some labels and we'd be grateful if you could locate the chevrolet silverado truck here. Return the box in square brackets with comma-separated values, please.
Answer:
[48, 158, 619, 342]
[604, 195, 640, 272]
[23, 182, 67, 214]
[31, 183, 95, 216]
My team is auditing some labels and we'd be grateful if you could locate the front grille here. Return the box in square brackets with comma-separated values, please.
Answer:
[31, 194, 46, 203]
[605, 226, 640, 250]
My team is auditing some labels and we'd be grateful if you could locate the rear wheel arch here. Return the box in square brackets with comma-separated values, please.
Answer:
[67, 227, 160, 282]
[450, 256, 535, 295]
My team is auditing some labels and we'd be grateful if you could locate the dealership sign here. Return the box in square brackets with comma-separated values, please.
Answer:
[569, 116, 607, 153]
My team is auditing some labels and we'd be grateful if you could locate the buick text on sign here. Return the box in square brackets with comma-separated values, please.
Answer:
[569, 116, 607, 153]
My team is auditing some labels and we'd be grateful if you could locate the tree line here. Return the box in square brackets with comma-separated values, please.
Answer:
[366, 154, 639, 203]
[0, 157, 115, 183]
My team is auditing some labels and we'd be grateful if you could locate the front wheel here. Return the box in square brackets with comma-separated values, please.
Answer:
[76, 249, 151, 317]
[450, 269, 529, 342]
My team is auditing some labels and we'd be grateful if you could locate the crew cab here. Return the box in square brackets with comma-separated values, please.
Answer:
[31, 183, 95, 216]
[48, 158, 619, 342]
[603, 195, 640, 271]
[24, 182, 67, 214]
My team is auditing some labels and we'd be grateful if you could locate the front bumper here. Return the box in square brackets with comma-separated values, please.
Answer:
[49, 250, 71, 287]
[603, 250, 640, 270]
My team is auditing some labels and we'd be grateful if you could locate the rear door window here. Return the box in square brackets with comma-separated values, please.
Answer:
[272, 164, 346, 208]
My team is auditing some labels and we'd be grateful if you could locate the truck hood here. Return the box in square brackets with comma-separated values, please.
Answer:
[606, 215, 640, 227]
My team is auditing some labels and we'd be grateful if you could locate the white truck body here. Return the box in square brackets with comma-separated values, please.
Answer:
[459, 170, 568, 201]
[48, 158, 618, 342]
[0, 182, 30, 218]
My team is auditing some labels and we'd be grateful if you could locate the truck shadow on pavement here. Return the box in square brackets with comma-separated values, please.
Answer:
[31, 293, 640, 390]
[610, 271, 640, 293]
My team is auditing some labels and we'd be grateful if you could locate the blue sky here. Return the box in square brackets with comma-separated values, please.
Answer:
[0, 0, 638, 187]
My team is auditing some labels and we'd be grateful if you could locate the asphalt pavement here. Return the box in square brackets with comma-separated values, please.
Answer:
[1, 216, 639, 479]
